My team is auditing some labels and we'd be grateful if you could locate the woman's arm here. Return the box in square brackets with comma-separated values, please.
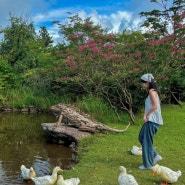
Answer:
[144, 89, 158, 122]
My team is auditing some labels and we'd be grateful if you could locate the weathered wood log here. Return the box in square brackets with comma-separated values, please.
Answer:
[50, 103, 130, 133]
[41, 123, 91, 145]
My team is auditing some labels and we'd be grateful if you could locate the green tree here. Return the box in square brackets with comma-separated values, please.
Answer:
[38, 26, 53, 47]
[140, 0, 185, 103]
[140, 0, 185, 36]
[117, 30, 145, 44]
[0, 13, 37, 71]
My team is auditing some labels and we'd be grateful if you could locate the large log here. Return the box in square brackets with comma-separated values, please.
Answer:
[50, 103, 130, 133]
[41, 123, 91, 145]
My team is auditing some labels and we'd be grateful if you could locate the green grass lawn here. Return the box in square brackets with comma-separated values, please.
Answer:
[61, 103, 185, 185]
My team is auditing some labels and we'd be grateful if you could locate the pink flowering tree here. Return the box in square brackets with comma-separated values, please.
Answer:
[52, 9, 185, 123]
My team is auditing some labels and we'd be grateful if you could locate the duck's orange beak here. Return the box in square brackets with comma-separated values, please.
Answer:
[161, 181, 168, 185]
[31, 171, 36, 177]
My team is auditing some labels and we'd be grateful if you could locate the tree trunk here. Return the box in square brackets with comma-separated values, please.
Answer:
[50, 103, 130, 133]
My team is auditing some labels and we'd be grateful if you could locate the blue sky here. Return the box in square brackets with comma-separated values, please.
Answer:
[0, 0, 172, 44]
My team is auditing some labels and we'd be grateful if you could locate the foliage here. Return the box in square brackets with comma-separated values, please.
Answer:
[52, 12, 185, 123]
[0, 5, 184, 124]
[37, 26, 53, 47]
[76, 95, 129, 124]
[0, 56, 14, 90]
[140, 0, 185, 35]
[140, 0, 185, 102]
[3, 86, 72, 109]
[53, 12, 107, 47]
[0, 13, 36, 69]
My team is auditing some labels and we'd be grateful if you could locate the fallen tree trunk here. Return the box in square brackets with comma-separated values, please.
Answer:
[50, 103, 130, 133]
[41, 123, 91, 145]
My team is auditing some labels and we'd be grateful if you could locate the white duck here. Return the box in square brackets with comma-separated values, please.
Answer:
[152, 164, 182, 184]
[31, 166, 63, 185]
[131, 146, 142, 156]
[118, 166, 138, 185]
[20, 165, 36, 180]
[57, 175, 80, 185]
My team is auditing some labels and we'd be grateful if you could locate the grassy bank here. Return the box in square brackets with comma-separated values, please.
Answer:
[61, 102, 185, 185]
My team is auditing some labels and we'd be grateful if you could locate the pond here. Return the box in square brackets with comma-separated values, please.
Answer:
[0, 112, 73, 185]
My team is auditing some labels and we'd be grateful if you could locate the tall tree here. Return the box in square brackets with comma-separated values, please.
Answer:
[140, 0, 185, 103]
[140, 0, 185, 36]
[0, 13, 36, 69]
[38, 26, 53, 47]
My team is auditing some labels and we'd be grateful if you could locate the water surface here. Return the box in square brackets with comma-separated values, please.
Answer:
[0, 112, 73, 185]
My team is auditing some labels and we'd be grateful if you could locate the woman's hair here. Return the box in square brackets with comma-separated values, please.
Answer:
[140, 73, 160, 96]
[149, 78, 159, 95]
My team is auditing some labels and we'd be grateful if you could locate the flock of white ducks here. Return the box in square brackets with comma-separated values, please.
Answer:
[21, 145, 182, 185]
[118, 164, 182, 185]
[21, 164, 182, 185]
[21, 163, 182, 185]
[20, 165, 80, 185]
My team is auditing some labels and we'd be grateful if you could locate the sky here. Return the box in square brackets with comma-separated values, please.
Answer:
[0, 0, 173, 44]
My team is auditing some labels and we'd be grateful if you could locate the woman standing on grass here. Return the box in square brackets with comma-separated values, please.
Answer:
[138, 73, 163, 170]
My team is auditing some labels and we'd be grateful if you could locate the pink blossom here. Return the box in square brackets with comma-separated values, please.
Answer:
[84, 23, 91, 27]
[91, 47, 101, 53]
[70, 61, 77, 67]
[87, 39, 94, 43]
[79, 45, 84, 52]
[181, 12, 185, 18]
[178, 23, 184, 29]
[133, 68, 139, 72]
[89, 43, 96, 48]
[106, 43, 113, 49]
[148, 54, 153, 60]
[135, 51, 141, 57]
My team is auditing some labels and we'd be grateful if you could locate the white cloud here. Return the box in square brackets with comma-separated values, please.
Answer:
[33, 9, 144, 44]
[0, 1, 145, 45]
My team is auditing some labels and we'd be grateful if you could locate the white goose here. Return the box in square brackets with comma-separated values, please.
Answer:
[118, 166, 138, 185]
[20, 165, 36, 180]
[152, 164, 182, 184]
[57, 175, 80, 185]
[131, 146, 142, 156]
[31, 166, 63, 185]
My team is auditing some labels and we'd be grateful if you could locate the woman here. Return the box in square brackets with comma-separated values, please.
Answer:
[138, 73, 163, 170]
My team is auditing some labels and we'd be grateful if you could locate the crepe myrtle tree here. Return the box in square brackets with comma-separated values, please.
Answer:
[53, 12, 184, 123]
[57, 29, 152, 122]
[53, 12, 107, 48]
[53, 14, 137, 123]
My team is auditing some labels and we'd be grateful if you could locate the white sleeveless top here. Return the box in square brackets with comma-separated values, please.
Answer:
[145, 94, 163, 125]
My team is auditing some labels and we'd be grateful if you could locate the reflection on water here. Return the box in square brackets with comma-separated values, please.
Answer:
[0, 112, 73, 185]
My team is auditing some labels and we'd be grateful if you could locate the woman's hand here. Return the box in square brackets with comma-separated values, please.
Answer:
[144, 114, 148, 122]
